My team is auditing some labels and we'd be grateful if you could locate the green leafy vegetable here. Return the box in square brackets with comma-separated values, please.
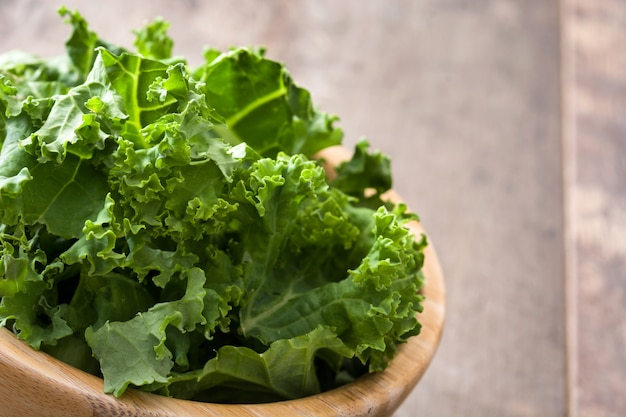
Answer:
[0, 8, 426, 403]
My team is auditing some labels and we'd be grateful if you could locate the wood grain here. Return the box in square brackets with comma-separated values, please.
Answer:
[564, 0, 626, 416]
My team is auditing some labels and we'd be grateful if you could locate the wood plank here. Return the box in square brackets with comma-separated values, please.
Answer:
[0, 1, 567, 416]
[383, 2, 566, 416]
[564, 0, 626, 415]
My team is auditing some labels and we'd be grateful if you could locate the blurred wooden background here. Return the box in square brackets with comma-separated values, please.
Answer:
[0, 1, 624, 416]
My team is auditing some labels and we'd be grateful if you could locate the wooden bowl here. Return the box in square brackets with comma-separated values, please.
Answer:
[0, 147, 445, 417]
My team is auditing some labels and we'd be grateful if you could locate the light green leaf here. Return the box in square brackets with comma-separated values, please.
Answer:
[331, 140, 393, 200]
[0, 74, 21, 120]
[23, 53, 126, 163]
[1, 154, 108, 239]
[58, 6, 126, 81]
[133, 17, 174, 61]
[153, 326, 352, 402]
[240, 206, 425, 371]
[60, 194, 125, 275]
[0, 112, 109, 238]
[85, 268, 208, 397]
[196, 48, 342, 157]
[98, 48, 177, 148]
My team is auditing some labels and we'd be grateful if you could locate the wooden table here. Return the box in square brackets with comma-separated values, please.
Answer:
[0, 1, 623, 416]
